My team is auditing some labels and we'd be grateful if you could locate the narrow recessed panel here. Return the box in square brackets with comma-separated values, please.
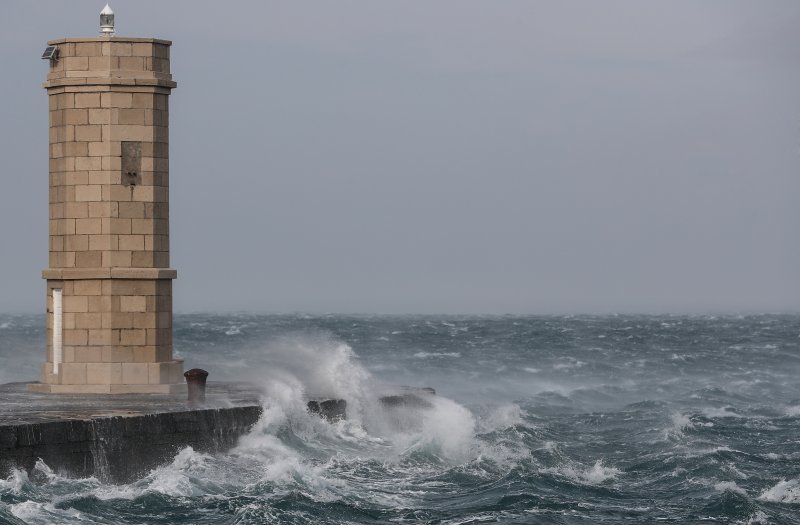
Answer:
[122, 141, 142, 187]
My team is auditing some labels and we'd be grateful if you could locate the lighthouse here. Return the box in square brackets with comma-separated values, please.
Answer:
[29, 6, 184, 393]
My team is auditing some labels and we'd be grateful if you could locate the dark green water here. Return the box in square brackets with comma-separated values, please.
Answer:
[2, 314, 800, 524]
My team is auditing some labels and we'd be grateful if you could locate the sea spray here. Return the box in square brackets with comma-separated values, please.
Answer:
[237, 333, 480, 464]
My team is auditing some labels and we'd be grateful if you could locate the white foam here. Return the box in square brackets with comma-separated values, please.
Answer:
[9, 500, 82, 524]
[667, 412, 694, 438]
[581, 460, 621, 484]
[413, 352, 461, 358]
[391, 396, 476, 462]
[147, 447, 216, 497]
[784, 406, 800, 416]
[714, 480, 747, 495]
[0, 469, 29, 495]
[478, 403, 523, 432]
[9, 501, 47, 521]
[758, 479, 800, 503]
[224, 325, 243, 335]
[178, 332, 486, 503]
[541, 441, 558, 453]
[747, 511, 770, 524]
[552, 358, 586, 370]
[701, 407, 742, 419]
[541, 460, 621, 485]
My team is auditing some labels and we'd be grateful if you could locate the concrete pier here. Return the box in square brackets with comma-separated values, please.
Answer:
[1, 382, 261, 482]
[0, 382, 369, 482]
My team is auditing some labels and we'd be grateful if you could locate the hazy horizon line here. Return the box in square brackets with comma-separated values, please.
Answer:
[2, 309, 799, 317]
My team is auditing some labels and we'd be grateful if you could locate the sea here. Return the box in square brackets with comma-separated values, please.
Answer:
[1, 313, 800, 524]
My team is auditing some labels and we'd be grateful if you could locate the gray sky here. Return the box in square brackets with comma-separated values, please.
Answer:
[1, 1, 799, 314]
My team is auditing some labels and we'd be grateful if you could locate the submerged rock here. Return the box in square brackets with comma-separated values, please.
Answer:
[307, 399, 347, 421]
[379, 386, 436, 409]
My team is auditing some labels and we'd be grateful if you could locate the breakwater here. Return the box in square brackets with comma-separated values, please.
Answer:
[0, 382, 262, 483]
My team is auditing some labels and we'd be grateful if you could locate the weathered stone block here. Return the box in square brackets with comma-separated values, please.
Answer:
[74, 93, 100, 108]
[75, 346, 102, 361]
[86, 363, 122, 384]
[131, 251, 154, 267]
[63, 109, 88, 125]
[113, 280, 156, 296]
[120, 296, 147, 313]
[87, 295, 112, 313]
[87, 329, 112, 346]
[75, 42, 101, 57]
[75, 251, 102, 268]
[118, 202, 145, 218]
[64, 329, 88, 346]
[64, 202, 88, 219]
[120, 328, 146, 346]
[64, 235, 89, 252]
[105, 250, 132, 267]
[118, 235, 145, 251]
[75, 218, 102, 235]
[134, 347, 157, 362]
[101, 92, 133, 108]
[75, 126, 102, 143]
[74, 312, 102, 329]
[89, 234, 115, 251]
[61, 363, 87, 384]
[102, 346, 134, 363]
[63, 295, 88, 313]
[118, 56, 145, 70]
[130, 218, 154, 234]
[121, 362, 148, 384]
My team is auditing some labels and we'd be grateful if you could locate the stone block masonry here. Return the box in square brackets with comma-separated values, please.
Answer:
[29, 37, 183, 394]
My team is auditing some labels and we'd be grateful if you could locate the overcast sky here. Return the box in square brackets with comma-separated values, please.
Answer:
[1, 1, 799, 314]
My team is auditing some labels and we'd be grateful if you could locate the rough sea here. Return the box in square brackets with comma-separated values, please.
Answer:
[1, 313, 800, 524]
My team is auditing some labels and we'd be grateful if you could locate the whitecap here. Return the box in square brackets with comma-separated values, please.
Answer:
[670, 412, 693, 432]
[714, 480, 747, 495]
[413, 352, 461, 358]
[784, 406, 800, 417]
[663, 412, 695, 440]
[478, 403, 523, 432]
[541, 460, 620, 485]
[701, 407, 742, 419]
[747, 511, 771, 524]
[758, 479, 800, 503]
[0, 469, 29, 495]
[393, 396, 476, 462]
[552, 359, 586, 370]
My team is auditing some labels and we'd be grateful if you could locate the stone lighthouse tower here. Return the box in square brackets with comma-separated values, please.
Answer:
[29, 6, 185, 393]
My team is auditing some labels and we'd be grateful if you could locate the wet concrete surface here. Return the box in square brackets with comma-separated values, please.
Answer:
[0, 381, 265, 481]
[0, 381, 262, 426]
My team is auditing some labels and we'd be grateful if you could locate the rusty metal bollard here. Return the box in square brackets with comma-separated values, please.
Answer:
[184, 368, 209, 403]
